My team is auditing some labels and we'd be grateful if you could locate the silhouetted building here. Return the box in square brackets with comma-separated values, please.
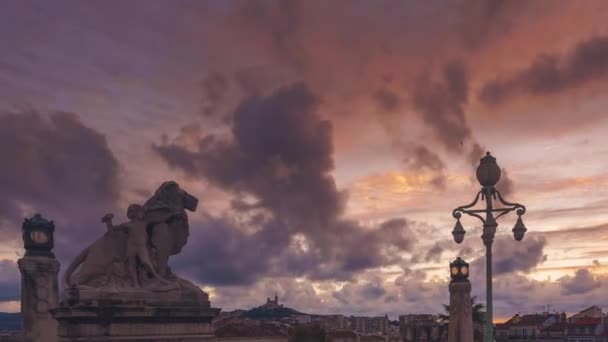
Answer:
[351, 315, 389, 335]
[262, 293, 284, 310]
[565, 306, 607, 341]
[495, 312, 566, 341]
[400, 314, 443, 341]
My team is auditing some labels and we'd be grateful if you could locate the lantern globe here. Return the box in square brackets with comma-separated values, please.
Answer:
[513, 216, 527, 241]
[452, 219, 465, 244]
[476, 152, 501, 187]
[22, 213, 55, 257]
[449, 257, 469, 282]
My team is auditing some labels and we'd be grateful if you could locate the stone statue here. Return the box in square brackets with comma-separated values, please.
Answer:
[62, 181, 208, 306]
[143, 180, 198, 277]
[101, 204, 171, 288]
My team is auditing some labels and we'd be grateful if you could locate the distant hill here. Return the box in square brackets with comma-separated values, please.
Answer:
[0, 312, 20, 331]
[241, 306, 305, 320]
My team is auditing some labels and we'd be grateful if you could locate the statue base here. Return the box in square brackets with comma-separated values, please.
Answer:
[51, 304, 220, 341]
[61, 286, 211, 308]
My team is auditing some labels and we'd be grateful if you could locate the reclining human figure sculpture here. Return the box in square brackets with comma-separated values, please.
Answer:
[62, 181, 208, 305]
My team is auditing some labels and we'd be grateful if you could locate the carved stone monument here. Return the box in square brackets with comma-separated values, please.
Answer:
[448, 257, 474, 342]
[50, 181, 220, 341]
[18, 214, 60, 342]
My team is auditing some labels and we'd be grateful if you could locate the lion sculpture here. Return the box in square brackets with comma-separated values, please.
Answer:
[62, 181, 205, 303]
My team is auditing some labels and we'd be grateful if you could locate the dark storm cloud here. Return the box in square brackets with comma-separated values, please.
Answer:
[172, 217, 414, 286]
[424, 242, 445, 263]
[201, 72, 229, 117]
[402, 144, 447, 189]
[239, 0, 301, 51]
[495, 168, 514, 197]
[559, 269, 602, 296]
[157, 83, 342, 227]
[359, 283, 386, 300]
[412, 60, 482, 157]
[408, 60, 504, 189]
[0, 110, 120, 259]
[470, 235, 547, 277]
[459, 0, 521, 49]
[332, 279, 387, 306]
[373, 88, 400, 112]
[234, 67, 279, 97]
[0, 260, 20, 301]
[172, 218, 290, 286]
[479, 36, 608, 106]
[493, 236, 546, 275]
[156, 83, 415, 285]
[235, 0, 306, 71]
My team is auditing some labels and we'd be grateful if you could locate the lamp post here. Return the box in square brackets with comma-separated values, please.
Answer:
[448, 257, 473, 342]
[451, 152, 527, 342]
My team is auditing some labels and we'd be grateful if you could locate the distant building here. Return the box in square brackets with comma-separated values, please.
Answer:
[315, 314, 349, 331]
[350, 315, 390, 335]
[399, 314, 443, 341]
[569, 305, 605, 322]
[564, 306, 608, 342]
[495, 312, 566, 341]
[262, 293, 284, 310]
[292, 314, 312, 325]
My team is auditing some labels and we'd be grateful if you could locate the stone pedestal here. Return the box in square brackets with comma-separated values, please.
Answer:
[448, 281, 473, 342]
[52, 304, 220, 341]
[18, 256, 60, 342]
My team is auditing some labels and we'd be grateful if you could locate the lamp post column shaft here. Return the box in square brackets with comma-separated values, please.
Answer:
[483, 187, 496, 342]
[485, 243, 493, 342]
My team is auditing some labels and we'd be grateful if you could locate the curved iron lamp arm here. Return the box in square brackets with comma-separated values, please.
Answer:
[452, 188, 527, 223]
[452, 190, 486, 223]
[493, 189, 526, 220]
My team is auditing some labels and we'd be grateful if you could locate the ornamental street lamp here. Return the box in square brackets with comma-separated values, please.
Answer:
[451, 152, 527, 342]
[450, 257, 469, 282]
[22, 213, 55, 257]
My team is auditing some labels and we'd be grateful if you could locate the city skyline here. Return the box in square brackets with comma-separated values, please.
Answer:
[0, 0, 608, 320]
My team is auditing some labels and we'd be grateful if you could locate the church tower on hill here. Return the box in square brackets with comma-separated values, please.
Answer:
[263, 293, 283, 309]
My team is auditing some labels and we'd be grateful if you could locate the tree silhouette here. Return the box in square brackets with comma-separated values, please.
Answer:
[439, 296, 485, 341]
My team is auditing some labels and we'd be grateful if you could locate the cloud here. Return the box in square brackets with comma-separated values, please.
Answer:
[479, 36, 608, 106]
[425, 243, 445, 263]
[402, 144, 447, 189]
[459, 0, 511, 49]
[359, 283, 386, 301]
[469, 235, 547, 278]
[0, 111, 120, 251]
[373, 88, 401, 112]
[156, 83, 341, 227]
[0, 260, 20, 302]
[200, 72, 229, 117]
[156, 84, 416, 285]
[559, 269, 602, 296]
[413, 60, 472, 154]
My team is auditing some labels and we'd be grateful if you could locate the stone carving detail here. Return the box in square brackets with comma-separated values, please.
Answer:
[62, 181, 208, 306]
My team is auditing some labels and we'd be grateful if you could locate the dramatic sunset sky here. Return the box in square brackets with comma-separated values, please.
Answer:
[1, 1, 608, 321]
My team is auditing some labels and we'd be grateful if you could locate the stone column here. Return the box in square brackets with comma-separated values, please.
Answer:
[448, 257, 473, 342]
[18, 214, 59, 342]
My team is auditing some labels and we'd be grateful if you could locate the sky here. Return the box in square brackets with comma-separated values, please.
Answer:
[0, 0, 608, 321]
